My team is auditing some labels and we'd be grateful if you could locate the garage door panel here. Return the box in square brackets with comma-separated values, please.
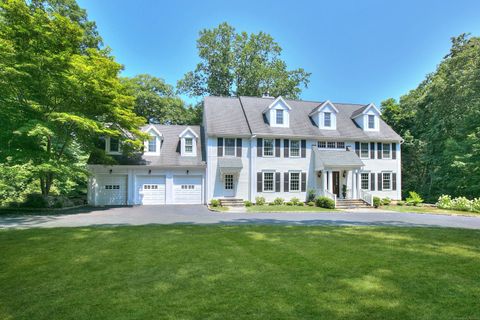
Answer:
[97, 175, 127, 206]
[173, 176, 202, 204]
[137, 176, 166, 205]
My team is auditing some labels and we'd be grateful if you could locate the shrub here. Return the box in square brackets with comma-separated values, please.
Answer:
[396, 200, 405, 206]
[373, 196, 381, 208]
[286, 202, 293, 206]
[307, 201, 315, 207]
[307, 189, 316, 202]
[20, 193, 48, 208]
[255, 196, 266, 206]
[436, 194, 452, 209]
[296, 202, 304, 206]
[451, 197, 472, 211]
[273, 197, 284, 205]
[244, 200, 252, 207]
[315, 196, 335, 209]
[472, 198, 480, 213]
[210, 199, 220, 207]
[290, 197, 300, 205]
[406, 191, 424, 206]
[268, 202, 276, 206]
[381, 197, 392, 206]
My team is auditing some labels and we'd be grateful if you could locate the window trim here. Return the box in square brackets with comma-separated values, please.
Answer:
[184, 137, 193, 154]
[108, 137, 120, 153]
[382, 172, 392, 190]
[289, 140, 300, 157]
[263, 139, 275, 157]
[147, 136, 157, 153]
[224, 174, 234, 190]
[289, 171, 301, 192]
[368, 115, 375, 129]
[324, 112, 331, 127]
[262, 171, 275, 192]
[360, 172, 370, 190]
[382, 143, 391, 159]
[360, 142, 370, 159]
[275, 109, 284, 125]
[223, 137, 236, 157]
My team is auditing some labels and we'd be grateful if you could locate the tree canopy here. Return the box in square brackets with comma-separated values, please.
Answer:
[381, 34, 480, 201]
[177, 22, 311, 99]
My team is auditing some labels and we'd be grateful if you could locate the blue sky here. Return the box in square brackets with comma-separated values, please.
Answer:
[78, 0, 480, 106]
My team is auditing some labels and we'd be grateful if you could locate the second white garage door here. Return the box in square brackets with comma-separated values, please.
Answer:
[173, 176, 202, 204]
[136, 176, 166, 205]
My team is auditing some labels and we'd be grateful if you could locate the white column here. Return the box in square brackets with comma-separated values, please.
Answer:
[352, 170, 357, 199]
[327, 170, 333, 193]
[322, 170, 327, 192]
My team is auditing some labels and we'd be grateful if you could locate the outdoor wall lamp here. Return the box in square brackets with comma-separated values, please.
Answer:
[148, 169, 151, 174]
[109, 169, 112, 174]
[186, 170, 190, 175]
[317, 171, 322, 178]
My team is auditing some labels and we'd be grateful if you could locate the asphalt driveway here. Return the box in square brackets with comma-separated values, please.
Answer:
[1, 205, 480, 229]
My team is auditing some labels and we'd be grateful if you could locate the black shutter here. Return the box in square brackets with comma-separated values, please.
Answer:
[275, 139, 281, 157]
[301, 172, 307, 192]
[284, 139, 289, 158]
[301, 140, 306, 158]
[370, 173, 375, 191]
[370, 142, 375, 159]
[377, 142, 382, 159]
[355, 142, 360, 156]
[275, 172, 281, 192]
[284, 172, 289, 192]
[257, 172, 262, 192]
[257, 138, 263, 157]
[217, 138, 223, 157]
[392, 173, 397, 190]
[377, 173, 383, 191]
[392, 143, 397, 159]
[236, 138, 242, 157]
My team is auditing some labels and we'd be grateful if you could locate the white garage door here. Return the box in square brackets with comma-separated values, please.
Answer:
[136, 175, 166, 205]
[97, 175, 127, 206]
[173, 176, 202, 204]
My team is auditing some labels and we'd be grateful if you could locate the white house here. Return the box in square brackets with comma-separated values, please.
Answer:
[87, 96, 402, 206]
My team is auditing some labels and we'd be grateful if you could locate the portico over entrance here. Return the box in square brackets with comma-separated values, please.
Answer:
[313, 147, 369, 202]
[218, 158, 243, 198]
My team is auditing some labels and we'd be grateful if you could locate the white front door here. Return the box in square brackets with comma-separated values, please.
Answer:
[173, 176, 202, 204]
[223, 174, 235, 197]
[97, 175, 127, 205]
[136, 176, 166, 205]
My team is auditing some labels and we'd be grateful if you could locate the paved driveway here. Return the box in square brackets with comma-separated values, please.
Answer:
[1, 205, 480, 229]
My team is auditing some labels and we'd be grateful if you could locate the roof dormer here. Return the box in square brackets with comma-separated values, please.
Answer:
[178, 127, 198, 157]
[143, 125, 163, 155]
[351, 103, 381, 132]
[262, 96, 291, 128]
[309, 100, 339, 130]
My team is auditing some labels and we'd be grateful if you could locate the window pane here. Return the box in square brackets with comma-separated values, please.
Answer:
[337, 142, 345, 149]
[324, 112, 331, 127]
[318, 141, 326, 148]
[225, 174, 234, 190]
[263, 172, 274, 191]
[290, 140, 300, 157]
[383, 173, 391, 189]
[110, 138, 119, 152]
[225, 138, 235, 156]
[148, 136, 156, 152]
[327, 141, 336, 149]
[185, 138, 193, 153]
[263, 139, 274, 156]
[290, 172, 300, 191]
[361, 142, 369, 158]
[276, 110, 284, 124]
[361, 173, 369, 190]
[368, 115, 375, 129]
[382, 143, 391, 158]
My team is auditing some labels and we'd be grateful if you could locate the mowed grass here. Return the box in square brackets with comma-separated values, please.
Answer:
[381, 205, 480, 216]
[247, 205, 335, 212]
[1, 226, 480, 319]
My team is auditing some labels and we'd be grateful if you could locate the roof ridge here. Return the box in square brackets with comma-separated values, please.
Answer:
[239, 95, 368, 106]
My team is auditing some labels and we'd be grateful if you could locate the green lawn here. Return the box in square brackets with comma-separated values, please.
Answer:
[381, 205, 480, 216]
[1, 226, 479, 319]
[247, 205, 335, 212]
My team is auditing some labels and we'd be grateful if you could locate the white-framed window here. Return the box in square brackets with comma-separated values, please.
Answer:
[382, 143, 391, 159]
[143, 184, 159, 190]
[368, 115, 375, 129]
[184, 138, 193, 153]
[337, 142, 345, 149]
[224, 138, 236, 156]
[289, 171, 300, 192]
[290, 140, 300, 157]
[327, 141, 336, 149]
[276, 109, 284, 125]
[181, 184, 195, 190]
[105, 185, 120, 190]
[263, 139, 274, 157]
[360, 142, 369, 158]
[361, 173, 370, 190]
[225, 174, 234, 190]
[324, 112, 331, 127]
[109, 138, 119, 153]
[318, 141, 326, 148]
[262, 171, 275, 192]
[382, 172, 392, 190]
[148, 136, 157, 152]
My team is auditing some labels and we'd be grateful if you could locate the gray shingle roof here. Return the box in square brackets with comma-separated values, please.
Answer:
[218, 157, 243, 169]
[313, 148, 364, 170]
[204, 96, 402, 142]
[350, 105, 368, 118]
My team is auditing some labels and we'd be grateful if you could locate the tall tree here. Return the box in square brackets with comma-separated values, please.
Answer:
[0, 0, 145, 198]
[177, 22, 311, 99]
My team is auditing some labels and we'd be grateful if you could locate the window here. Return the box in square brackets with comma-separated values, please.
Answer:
[324, 112, 331, 127]
[318, 141, 326, 148]
[360, 142, 369, 158]
[276, 109, 284, 125]
[148, 136, 157, 152]
[109, 138, 119, 152]
[361, 173, 369, 190]
[263, 172, 274, 192]
[225, 174, 234, 190]
[105, 185, 120, 190]
[290, 140, 300, 157]
[337, 142, 345, 149]
[263, 139, 274, 157]
[289, 172, 300, 192]
[327, 141, 336, 149]
[185, 138, 193, 153]
[143, 184, 159, 190]
[224, 138, 236, 156]
[382, 172, 392, 190]
[382, 143, 391, 159]
[181, 184, 195, 190]
[368, 115, 375, 129]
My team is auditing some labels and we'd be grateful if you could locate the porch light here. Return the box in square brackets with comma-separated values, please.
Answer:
[109, 169, 112, 174]
[148, 169, 151, 174]
[186, 170, 189, 175]
[317, 171, 322, 178]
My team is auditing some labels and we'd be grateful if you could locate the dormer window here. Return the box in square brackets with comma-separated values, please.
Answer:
[185, 138, 193, 154]
[351, 103, 381, 132]
[262, 96, 291, 128]
[276, 109, 284, 125]
[143, 125, 162, 155]
[324, 112, 331, 127]
[179, 127, 198, 157]
[368, 115, 375, 129]
[309, 100, 338, 130]
[109, 138, 119, 153]
[148, 136, 157, 152]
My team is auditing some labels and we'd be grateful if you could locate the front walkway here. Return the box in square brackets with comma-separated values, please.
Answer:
[1, 205, 480, 229]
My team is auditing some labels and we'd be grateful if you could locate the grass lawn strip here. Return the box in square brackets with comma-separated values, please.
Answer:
[381, 205, 480, 217]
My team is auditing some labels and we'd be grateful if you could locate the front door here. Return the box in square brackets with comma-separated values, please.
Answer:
[332, 171, 340, 197]
[224, 174, 235, 197]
